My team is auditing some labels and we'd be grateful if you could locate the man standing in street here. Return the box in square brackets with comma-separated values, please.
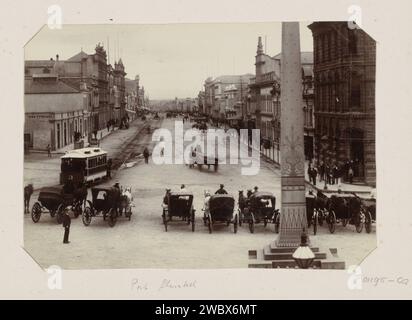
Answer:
[62, 209, 71, 244]
[143, 147, 150, 164]
[47, 144, 51, 158]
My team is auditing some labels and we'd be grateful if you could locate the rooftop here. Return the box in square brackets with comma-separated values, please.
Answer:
[25, 77, 80, 94]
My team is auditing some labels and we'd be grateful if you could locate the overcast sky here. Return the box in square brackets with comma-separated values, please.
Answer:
[25, 22, 313, 100]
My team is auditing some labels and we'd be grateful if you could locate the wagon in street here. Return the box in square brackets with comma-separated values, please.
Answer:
[162, 192, 195, 232]
[203, 194, 237, 233]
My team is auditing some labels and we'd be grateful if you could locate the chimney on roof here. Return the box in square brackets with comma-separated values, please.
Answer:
[56, 54, 59, 61]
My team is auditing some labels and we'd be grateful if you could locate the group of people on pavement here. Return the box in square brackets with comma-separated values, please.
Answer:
[307, 159, 359, 187]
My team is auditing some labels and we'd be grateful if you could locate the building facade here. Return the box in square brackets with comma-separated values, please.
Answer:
[308, 22, 376, 186]
[24, 74, 91, 150]
[249, 37, 314, 163]
[203, 74, 253, 124]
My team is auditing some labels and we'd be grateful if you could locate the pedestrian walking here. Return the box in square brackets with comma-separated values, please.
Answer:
[311, 167, 318, 186]
[143, 147, 150, 164]
[107, 121, 110, 132]
[106, 158, 112, 179]
[47, 144, 51, 158]
[307, 164, 312, 182]
[319, 162, 325, 182]
[348, 166, 354, 184]
[332, 165, 339, 185]
[62, 209, 71, 244]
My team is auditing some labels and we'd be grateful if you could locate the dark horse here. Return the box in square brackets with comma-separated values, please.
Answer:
[24, 184, 34, 213]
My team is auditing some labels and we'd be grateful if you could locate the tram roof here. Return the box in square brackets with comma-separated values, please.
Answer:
[61, 147, 108, 159]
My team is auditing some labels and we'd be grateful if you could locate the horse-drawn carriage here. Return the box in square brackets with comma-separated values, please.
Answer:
[306, 191, 326, 235]
[82, 187, 132, 227]
[240, 192, 280, 233]
[194, 151, 219, 171]
[353, 192, 376, 234]
[162, 192, 195, 232]
[31, 185, 86, 224]
[324, 192, 364, 233]
[203, 194, 238, 233]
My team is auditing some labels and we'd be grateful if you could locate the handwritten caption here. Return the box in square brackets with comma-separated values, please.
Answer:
[131, 278, 197, 293]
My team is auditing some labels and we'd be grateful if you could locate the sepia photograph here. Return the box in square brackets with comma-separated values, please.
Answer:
[22, 21, 377, 270]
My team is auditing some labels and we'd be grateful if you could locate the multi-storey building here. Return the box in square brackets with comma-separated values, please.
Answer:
[203, 74, 253, 124]
[308, 22, 376, 186]
[248, 37, 314, 163]
[24, 74, 91, 150]
[113, 59, 127, 120]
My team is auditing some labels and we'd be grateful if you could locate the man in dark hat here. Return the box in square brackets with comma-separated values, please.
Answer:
[62, 208, 71, 244]
[215, 184, 228, 194]
[143, 147, 150, 164]
[253, 186, 259, 194]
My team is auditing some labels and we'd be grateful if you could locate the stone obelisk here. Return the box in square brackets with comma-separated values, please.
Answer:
[276, 22, 307, 247]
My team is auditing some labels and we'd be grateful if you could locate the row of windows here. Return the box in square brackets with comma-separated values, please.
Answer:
[316, 75, 361, 112]
[315, 29, 358, 63]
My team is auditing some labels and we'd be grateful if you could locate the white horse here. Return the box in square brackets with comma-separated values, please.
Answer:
[119, 187, 133, 216]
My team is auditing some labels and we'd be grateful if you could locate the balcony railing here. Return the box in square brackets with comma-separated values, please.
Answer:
[255, 71, 277, 84]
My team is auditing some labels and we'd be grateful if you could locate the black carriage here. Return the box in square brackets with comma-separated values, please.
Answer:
[305, 192, 326, 235]
[353, 193, 376, 234]
[203, 194, 237, 233]
[162, 192, 195, 232]
[82, 187, 129, 227]
[325, 193, 364, 233]
[242, 192, 280, 233]
[31, 185, 85, 224]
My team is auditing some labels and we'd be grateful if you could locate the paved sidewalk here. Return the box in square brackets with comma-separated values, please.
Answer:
[304, 161, 374, 195]
[24, 119, 149, 191]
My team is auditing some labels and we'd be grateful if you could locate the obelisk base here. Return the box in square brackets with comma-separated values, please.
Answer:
[248, 242, 346, 269]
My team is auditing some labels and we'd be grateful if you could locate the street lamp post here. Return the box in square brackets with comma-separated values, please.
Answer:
[292, 228, 315, 269]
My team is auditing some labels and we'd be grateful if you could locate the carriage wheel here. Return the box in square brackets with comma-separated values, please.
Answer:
[249, 213, 255, 234]
[191, 210, 195, 232]
[327, 210, 336, 234]
[207, 216, 212, 234]
[342, 218, 348, 227]
[56, 204, 64, 224]
[364, 210, 372, 234]
[313, 211, 318, 236]
[318, 211, 324, 226]
[82, 207, 92, 226]
[355, 212, 364, 233]
[31, 202, 42, 223]
[108, 209, 117, 227]
[162, 211, 168, 232]
[233, 214, 238, 234]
